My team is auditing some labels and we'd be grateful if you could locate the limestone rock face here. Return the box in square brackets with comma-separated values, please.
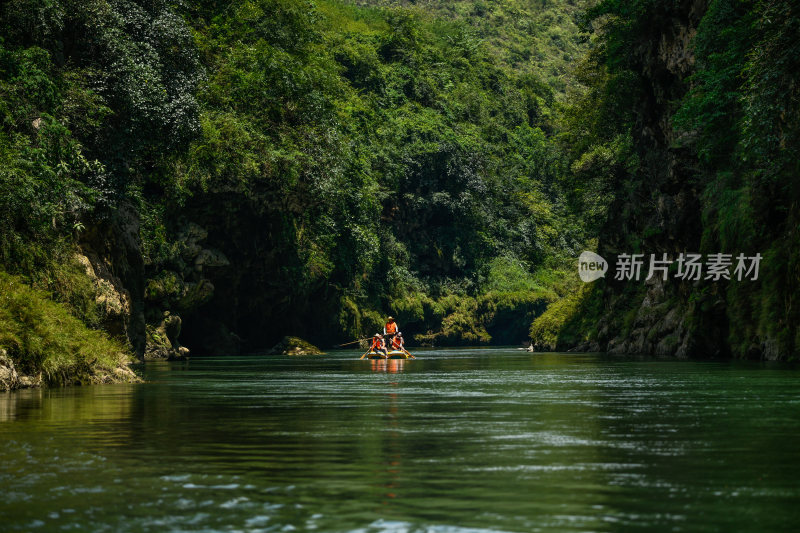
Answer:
[78, 202, 146, 358]
[566, 0, 734, 359]
[75, 252, 132, 333]
[194, 248, 230, 272]
[144, 222, 229, 313]
[268, 336, 323, 356]
[0, 350, 19, 392]
[142, 221, 233, 357]
[178, 223, 229, 277]
[145, 312, 189, 360]
[180, 223, 208, 261]
[0, 349, 44, 391]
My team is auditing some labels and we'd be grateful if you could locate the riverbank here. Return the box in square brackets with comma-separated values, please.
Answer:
[0, 272, 139, 392]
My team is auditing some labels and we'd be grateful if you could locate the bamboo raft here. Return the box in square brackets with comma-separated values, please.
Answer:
[365, 350, 412, 360]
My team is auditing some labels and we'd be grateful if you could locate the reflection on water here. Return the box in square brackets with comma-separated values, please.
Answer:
[0, 387, 42, 421]
[370, 358, 407, 373]
[0, 384, 137, 424]
[1, 350, 800, 532]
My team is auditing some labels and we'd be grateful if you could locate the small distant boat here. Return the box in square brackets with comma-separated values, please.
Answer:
[365, 350, 412, 359]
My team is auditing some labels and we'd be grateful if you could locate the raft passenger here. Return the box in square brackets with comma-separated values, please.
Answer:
[391, 333, 404, 352]
[371, 333, 388, 356]
[384, 316, 399, 344]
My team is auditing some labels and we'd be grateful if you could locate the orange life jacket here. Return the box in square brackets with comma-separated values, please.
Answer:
[371, 337, 384, 350]
[391, 336, 402, 350]
[385, 321, 397, 334]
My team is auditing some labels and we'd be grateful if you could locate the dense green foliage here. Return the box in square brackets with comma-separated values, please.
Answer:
[0, 0, 203, 376]
[531, 0, 800, 358]
[2, 0, 797, 363]
[152, 0, 591, 347]
[0, 0, 590, 356]
[352, 0, 588, 97]
[0, 271, 134, 385]
[680, 0, 800, 357]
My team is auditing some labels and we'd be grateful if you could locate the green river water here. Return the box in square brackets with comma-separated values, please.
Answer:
[2, 349, 800, 532]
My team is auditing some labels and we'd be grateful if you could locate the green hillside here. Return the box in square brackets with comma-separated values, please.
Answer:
[1, 0, 798, 385]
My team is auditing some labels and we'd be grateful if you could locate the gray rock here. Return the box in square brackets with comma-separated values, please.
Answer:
[145, 313, 189, 361]
[194, 249, 230, 270]
[268, 336, 324, 356]
[18, 374, 42, 388]
[0, 350, 19, 392]
[78, 202, 146, 358]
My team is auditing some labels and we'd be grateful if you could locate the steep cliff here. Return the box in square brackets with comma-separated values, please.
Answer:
[585, 0, 715, 357]
[78, 203, 147, 358]
[540, 0, 800, 360]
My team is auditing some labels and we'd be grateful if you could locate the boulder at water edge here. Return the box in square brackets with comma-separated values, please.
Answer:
[268, 336, 323, 356]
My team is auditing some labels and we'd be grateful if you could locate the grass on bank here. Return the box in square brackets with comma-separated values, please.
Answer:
[0, 270, 137, 387]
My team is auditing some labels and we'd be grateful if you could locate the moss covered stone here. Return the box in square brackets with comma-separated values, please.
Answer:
[268, 336, 324, 356]
[144, 313, 189, 361]
[0, 272, 139, 390]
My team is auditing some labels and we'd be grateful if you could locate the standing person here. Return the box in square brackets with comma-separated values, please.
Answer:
[371, 333, 387, 357]
[383, 316, 399, 344]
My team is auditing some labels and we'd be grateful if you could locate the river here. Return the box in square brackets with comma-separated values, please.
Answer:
[2, 349, 800, 532]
